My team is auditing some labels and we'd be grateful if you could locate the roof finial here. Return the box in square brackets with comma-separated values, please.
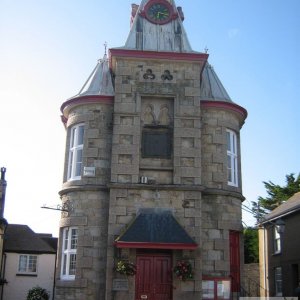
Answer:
[204, 46, 209, 54]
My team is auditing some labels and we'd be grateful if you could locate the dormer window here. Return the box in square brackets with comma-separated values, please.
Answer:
[226, 129, 238, 187]
[67, 124, 84, 181]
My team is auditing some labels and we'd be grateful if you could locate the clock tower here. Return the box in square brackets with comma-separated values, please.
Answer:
[55, 1, 247, 300]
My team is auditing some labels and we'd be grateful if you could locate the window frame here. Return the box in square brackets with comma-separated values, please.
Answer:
[61, 227, 78, 280]
[273, 225, 282, 254]
[202, 277, 231, 300]
[226, 129, 238, 187]
[67, 123, 84, 181]
[17, 254, 38, 275]
[274, 266, 283, 296]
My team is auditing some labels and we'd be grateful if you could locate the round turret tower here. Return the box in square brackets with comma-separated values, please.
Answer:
[200, 63, 247, 292]
[55, 54, 114, 299]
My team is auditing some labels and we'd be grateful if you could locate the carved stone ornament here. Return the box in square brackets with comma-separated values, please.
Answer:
[161, 70, 173, 81]
[143, 69, 155, 80]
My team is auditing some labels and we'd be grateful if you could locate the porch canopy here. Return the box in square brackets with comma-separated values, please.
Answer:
[114, 208, 198, 250]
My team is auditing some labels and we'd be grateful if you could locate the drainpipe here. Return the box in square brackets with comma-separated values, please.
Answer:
[0, 168, 8, 300]
[0, 168, 7, 218]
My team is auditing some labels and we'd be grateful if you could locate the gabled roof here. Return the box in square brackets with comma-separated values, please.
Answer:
[123, 0, 195, 53]
[261, 192, 300, 224]
[115, 209, 198, 250]
[4, 224, 57, 254]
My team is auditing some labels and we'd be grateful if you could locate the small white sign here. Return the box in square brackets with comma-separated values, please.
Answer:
[83, 167, 96, 177]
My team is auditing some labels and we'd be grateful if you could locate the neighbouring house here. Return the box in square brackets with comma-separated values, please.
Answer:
[2, 224, 57, 300]
[259, 192, 300, 297]
[54, 1, 248, 300]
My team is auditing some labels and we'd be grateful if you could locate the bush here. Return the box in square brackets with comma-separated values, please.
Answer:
[26, 286, 49, 300]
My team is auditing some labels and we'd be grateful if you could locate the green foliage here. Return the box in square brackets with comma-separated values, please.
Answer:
[251, 173, 300, 220]
[244, 227, 259, 264]
[26, 286, 49, 300]
[115, 260, 136, 276]
[173, 260, 193, 281]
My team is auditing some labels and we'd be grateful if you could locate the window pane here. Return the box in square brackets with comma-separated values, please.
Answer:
[202, 280, 214, 299]
[75, 149, 83, 177]
[70, 127, 76, 147]
[64, 228, 69, 250]
[18, 255, 27, 272]
[71, 228, 78, 249]
[226, 131, 231, 151]
[28, 256, 37, 272]
[62, 254, 67, 275]
[69, 254, 77, 275]
[68, 152, 73, 179]
[217, 280, 231, 299]
[78, 126, 84, 145]
[275, 267, 282, 296]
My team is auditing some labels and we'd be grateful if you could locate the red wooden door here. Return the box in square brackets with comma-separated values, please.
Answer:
[136, 254, 172, 300]
[229, 231, 240, 292]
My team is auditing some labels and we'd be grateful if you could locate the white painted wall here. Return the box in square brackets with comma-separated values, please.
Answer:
[2, 252, 56, 300]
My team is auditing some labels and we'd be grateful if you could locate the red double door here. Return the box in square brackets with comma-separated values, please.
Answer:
[135, 253, 172, 300]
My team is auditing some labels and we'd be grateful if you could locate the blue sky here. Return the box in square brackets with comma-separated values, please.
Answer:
[0, 0, 299, 236]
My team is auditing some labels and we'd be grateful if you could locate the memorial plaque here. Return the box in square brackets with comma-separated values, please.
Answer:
[112, 279, 129, 291]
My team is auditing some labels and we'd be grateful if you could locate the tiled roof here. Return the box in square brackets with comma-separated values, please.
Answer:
[261, 192, 300, 223]
[4, 224, 57, 254]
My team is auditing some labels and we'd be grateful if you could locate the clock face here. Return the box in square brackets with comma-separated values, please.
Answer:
[145, 1, 173, 24]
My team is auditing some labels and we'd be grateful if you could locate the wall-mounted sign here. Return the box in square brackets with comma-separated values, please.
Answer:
[112, 279, 129, 291]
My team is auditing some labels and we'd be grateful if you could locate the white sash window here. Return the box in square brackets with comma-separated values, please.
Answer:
[67, 124, 84, 180]
[226, 129, 238, 187]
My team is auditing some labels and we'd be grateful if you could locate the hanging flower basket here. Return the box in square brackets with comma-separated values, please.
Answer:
[115, 260, 137, 276]
[173, 260, 193, 281]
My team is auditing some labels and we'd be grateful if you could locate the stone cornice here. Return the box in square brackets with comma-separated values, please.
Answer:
[59, 183, 244, 200]
[201, 100, 248, 121]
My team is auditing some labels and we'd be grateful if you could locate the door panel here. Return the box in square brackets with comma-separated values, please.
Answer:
[136, 254, 172, 300]
[230, 231, 240, 292]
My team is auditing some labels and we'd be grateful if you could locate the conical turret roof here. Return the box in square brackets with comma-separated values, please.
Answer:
[200, 63, 232, 103]
[74, 54, 114, 97]
[60, 53, 114, 120]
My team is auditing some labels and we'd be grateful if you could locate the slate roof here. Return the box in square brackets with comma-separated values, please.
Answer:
[260, 192, 300, 223]
[70, 54, 114, 98]
[200, 63, 233, 103]
[4, 224, 57, 254]
[115, 209, 197, 249]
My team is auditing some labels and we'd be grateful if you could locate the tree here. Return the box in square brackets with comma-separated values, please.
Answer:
[251, 173, 300, 221]
[244, 227, 259, 263]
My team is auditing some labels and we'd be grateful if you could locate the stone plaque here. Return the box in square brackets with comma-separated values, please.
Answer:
[112, 279, 129, 291]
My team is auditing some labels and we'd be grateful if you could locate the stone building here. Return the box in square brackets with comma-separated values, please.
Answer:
[54, 1, 247, 300]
